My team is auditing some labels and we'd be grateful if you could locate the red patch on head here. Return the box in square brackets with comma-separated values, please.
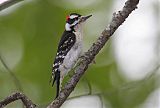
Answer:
[66, 15, 70, 21]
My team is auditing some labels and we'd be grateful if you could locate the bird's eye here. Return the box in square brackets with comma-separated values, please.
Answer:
[68, 18, 75, 24]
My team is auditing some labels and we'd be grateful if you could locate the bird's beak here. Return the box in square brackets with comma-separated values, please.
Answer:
[80, 15, 92, 23]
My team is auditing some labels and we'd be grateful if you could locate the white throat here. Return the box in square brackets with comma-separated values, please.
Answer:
[74, 23, 83, 32]
[74, 24, 84, 41]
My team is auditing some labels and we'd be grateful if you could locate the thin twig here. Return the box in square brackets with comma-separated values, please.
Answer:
[0, 92, 36, 108]
[0, 54, 23, 92]
[0, 0, 24, 11]
[47, 0, 140, 108]
[84, 78, 92, 95]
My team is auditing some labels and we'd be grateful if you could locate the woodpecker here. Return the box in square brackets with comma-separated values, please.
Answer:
[51, 13, 92, 98]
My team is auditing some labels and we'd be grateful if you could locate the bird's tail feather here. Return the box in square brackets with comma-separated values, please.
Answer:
[51, 69, 60, 98]
[55, 71, 60, 98]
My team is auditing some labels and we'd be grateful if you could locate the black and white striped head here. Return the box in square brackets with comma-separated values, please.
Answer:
[65, 13, 92, 31]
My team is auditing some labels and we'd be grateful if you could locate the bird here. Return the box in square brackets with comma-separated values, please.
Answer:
[51, 13, 92, 98]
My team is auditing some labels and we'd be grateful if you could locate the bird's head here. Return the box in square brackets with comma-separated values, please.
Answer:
[65, 13, 92, 31]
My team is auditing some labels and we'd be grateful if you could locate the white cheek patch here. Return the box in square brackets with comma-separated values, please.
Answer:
[70, 15, 78, 19]
[65, 23, 71, 31]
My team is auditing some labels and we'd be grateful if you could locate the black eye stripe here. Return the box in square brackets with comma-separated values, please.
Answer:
[68, 19, 75, 24]
[70, 18, 75, 21]
[67, 17, 78, 24]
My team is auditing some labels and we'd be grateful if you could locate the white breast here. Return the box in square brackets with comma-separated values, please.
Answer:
[59, 26, 83, 77]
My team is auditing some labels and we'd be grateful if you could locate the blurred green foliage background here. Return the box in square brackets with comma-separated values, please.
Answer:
[0, 0, 159, 108]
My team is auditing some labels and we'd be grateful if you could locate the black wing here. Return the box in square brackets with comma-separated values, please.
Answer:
[51, 31, 76, 98]
[53, 31, 76, 70]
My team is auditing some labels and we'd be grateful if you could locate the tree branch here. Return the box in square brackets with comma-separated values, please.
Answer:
[0, 0, 23, 11]
[47, 0, 140, 108]
[0, 92, 36, 108]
